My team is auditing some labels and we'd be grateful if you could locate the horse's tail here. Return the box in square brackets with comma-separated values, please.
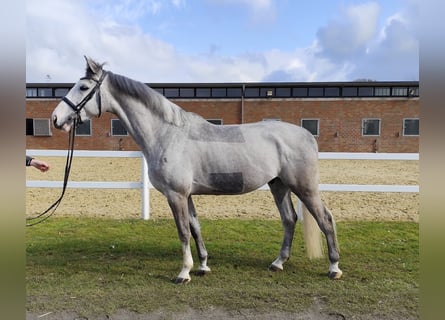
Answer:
[301, 204, 324, 259]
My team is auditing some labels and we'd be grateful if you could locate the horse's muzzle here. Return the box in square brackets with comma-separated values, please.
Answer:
[52, 114, 73, 132]
[52, 114, 61, 129]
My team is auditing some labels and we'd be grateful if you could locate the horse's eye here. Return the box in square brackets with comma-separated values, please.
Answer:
[80, 85, 89, 91]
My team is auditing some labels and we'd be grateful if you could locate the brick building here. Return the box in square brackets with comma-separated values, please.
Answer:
[26, 81, 419, 153]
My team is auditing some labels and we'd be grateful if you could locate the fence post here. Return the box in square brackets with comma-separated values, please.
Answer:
[141, 154, 150, 220]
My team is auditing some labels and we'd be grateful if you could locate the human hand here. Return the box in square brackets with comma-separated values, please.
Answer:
[30, 159, 51, 172]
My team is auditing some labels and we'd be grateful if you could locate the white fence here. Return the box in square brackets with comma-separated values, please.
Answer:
[26, 150, 419, 220]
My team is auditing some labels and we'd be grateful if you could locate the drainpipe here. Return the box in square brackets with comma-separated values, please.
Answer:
[241, 83, 245, 124]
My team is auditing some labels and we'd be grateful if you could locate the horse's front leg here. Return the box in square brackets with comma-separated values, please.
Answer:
[167, 192, 193, 284]
[188, 196, 211, 275]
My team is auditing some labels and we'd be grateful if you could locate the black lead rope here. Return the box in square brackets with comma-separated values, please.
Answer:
[27, 72, 107, 226]
[26, 118, 78, 226]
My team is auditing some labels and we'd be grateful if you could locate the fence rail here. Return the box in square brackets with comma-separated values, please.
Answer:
[26, 150, 419, 220]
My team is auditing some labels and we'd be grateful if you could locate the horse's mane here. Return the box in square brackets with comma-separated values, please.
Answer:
[106, 71, 187, 127]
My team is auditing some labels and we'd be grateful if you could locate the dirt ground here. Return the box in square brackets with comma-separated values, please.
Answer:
[26, 306, 382, 320]
[26, 157, 419, 222]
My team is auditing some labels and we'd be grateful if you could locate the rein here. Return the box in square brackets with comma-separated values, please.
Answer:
[26, 119, 78, 226]
[27, 72, 107, 226]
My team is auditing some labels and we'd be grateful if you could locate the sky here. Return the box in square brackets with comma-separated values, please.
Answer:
[26, 0, 419, 83]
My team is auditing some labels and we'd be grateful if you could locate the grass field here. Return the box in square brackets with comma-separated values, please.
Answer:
[26, 217, 418, 319]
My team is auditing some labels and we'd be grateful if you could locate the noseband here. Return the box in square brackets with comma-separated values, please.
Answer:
[62, 71, 108, 124]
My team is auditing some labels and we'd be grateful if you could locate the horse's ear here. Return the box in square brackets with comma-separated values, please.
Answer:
[84, 56, 103, 76]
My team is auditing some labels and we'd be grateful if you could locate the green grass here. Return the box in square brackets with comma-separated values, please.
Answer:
[26, 218, 418, 318]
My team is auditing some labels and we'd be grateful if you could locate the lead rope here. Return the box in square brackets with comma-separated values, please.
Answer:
[26, 118, 78, 226]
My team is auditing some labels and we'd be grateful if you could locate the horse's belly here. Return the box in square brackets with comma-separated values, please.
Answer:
[191, 167, 275, 195]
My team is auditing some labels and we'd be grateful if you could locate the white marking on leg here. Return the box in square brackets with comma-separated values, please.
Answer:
[328, 261, 343, 279]
[177, 242, 193, 282]
[270, 257, 285, 271]
[329, 262, 340, 273]
[198, 256, 211, 273]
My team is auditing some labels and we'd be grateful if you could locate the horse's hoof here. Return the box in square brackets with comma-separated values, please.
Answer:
[328, 270, 343, 280]
[196, 269, 211, 276]
[269, 264, 283, 272]
[173, 277, 191, 284]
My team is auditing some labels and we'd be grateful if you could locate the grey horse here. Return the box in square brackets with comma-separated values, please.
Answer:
[52, 57, 342, 284]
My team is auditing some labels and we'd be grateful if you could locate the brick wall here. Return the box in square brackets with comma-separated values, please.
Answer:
[26, 97, 419, 152]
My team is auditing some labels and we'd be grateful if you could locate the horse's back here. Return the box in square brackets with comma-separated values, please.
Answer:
[188, 119, 319, 164]
[241, 120, 318, 157]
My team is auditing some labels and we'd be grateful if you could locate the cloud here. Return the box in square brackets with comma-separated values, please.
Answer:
[26, 0, 101, 82]
[316, 2, 380, 61]
[262, 47, 354, 82]
[171, 0, 186, 9]
[349, 13, 419, 80]
[91, 0, 187, 28]
[311, 1, 418, 80]
[26, 0, 418, 83]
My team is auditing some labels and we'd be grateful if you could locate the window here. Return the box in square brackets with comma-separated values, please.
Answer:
[227, 87, 242, 98]
[392, 87, 408, 96]
[308, 87, 324, 97]
[245, 87, 259, 98]
[324, 87, 340, 97]
[33, 119, 52, 136]
[275, 87, 291, 97]
[403, 118, 419, 136]
[27, 118, 52, 136]
[164, 88, 179, 98]
[75, 119, 92, 136]
[358, 87, 374, 97]
[342, 87, 358, 97]
[196, 88, 211, 98]
[153, 88, 163, 95]
[54, 88, 69, 97]
[260, 88, 274, 97]
[38, 88, 52, 97]
[211, 88, 226, 98]
[179, 88, 194, 98]
[111, 119, 128, 136]
[362, 119, 380, 136]
[301, 119, 319, 136]
[26, 88, 37, 97]
[375, 87, 391, 96]
[207, 119, 223, 125]
[292, 87, 308, 97]
[26, 118, 34, 135]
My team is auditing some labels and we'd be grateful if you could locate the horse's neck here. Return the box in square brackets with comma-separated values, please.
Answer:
[108, 92, 185, 155]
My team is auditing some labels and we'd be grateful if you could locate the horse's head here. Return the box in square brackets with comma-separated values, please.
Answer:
[52, 56, 107, 132]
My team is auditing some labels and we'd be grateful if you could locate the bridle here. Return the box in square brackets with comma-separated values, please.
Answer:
[61, 70, 108, 123]
[26, 71, 107, 226]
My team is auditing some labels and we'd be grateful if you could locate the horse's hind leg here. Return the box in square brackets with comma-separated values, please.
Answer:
[297, 189, 342, 279]
[188, 196, 211, 275]
[268, 178, 298, 271]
